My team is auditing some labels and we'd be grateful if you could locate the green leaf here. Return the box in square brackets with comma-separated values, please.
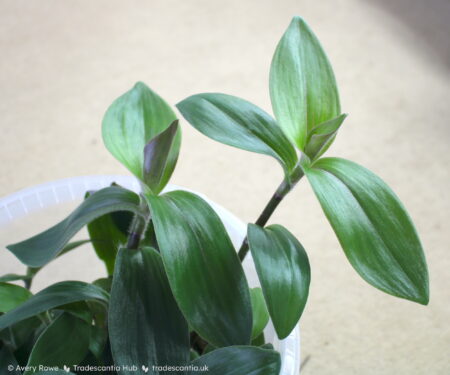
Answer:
[25, 313, 90, 374]
[0, 281, 109, 330]
[0, 346, 20, 375]
[251, 332, 265, 346]
[304, 114, 347, 160]
[87, 208, 128, 275]
[0, 274, 29, 283]
[177, 93, 298, 175]
[89, 325, 107, 361]
[270, 16, 341, 150]
[190, 346, 281, 375]
[248, 224, 311, 339]
[143, 119, 181, 194]
[250, 287, 269, 339]
[304, 157, 429, 304]
[102, 82, 178, 180]
[146, 191, 253, 347]
[0, 317, 42, 350]
[7, 186, 141, 267]
[0, 283, 32, 313]
[109, 247, 189, 374]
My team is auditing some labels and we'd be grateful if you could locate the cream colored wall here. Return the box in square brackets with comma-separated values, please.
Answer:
[0, 0, 449, 373]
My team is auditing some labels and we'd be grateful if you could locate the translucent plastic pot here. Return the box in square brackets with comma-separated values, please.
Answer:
[0, 175, 301, 374]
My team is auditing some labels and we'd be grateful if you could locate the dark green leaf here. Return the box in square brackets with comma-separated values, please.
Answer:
[87, 210, 128, 275]
[304, 157, 429, 304]
[250, 287, 269, 339]
[7, 186, 141, 267]
[248, 224, 311, 339]
[0, 281, 109, 330]
[109, 247, 189, 374]
[0, 317, 42, 350]
[143, 120, 181, 194]
[92, 277, 112, 293]
[25, 313, 90, 373]
[177, 93, 298, 175]
[102, 82, 178, 179]
[251, 332, 265, 346]
[304, 114, 347, 160]
[190, 349, 200, 360]
[190, 346, 281, 375]
[146, 191, 252, 347]
[0, 282, 32, 313]
[270, 16, 341, 150]
[0, 345, 20, 375]
[53, 301, 93, 324]
[89, 325, 107, 361]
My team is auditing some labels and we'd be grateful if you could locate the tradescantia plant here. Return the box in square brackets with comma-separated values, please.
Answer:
[0, 16, 428, 374]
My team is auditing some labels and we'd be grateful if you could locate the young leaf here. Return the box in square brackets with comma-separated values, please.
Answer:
[7, 186, 141, 267]
[143, 119, 181, 194]
[189, 346, 281, 375]
[109, 247, 189, 374]
[177, 93, 298, 175]
[0, 281, 109, 330]
[25, 313, 90, 374]
[250, 287, 270, 339]
[270, 16, 341, 150]
[248, 224, 311, 339]
[146, 191, 253, 347]
[102, 82, 179, 180]
[304, 114, 347, 161]
[304, 157, 429, 304]
[0, 282, 32, 313]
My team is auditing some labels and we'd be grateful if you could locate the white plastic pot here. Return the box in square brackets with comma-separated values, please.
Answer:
[0, 175, 301, 374]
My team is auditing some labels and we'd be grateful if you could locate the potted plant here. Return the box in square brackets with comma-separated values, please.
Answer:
[0, 16, 428, 374]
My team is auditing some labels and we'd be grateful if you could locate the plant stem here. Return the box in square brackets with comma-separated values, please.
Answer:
[238, 165, 304, 261]
[126, 197, 149, 250]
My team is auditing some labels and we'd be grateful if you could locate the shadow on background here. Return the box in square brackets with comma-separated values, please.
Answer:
[368, 0, 450, 71]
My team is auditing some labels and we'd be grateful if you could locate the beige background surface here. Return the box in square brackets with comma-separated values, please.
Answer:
[0, 0, 449, 373]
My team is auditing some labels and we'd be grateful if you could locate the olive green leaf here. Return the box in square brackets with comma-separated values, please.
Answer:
[0, 282, 32, 313]
[250, 287, 270, 339]
[7, 186, 141, 267]
[143, 119, 181, 194]
[248, 224, 310, 339]
[304, 157, 429, 304]
[102, 82, 179, 182]
[177, 93, 298, 176]
[109, 247, 189, 374]
[0, 281, 109, 330]
[304, 113, 347, 161]
[270, 16, 341, 150]
[189, 346, 281, 375]
[25, 313, 90, 374]
[146, 191, 253, 347]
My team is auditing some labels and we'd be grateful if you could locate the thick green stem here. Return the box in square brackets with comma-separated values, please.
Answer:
[238, 165, 304, 261]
